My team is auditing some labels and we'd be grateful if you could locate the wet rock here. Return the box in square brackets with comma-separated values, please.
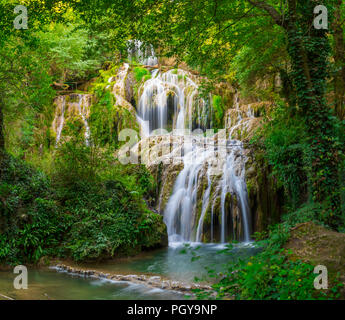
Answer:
[51, 264, 211, 296]
[148, 276, 161, 284]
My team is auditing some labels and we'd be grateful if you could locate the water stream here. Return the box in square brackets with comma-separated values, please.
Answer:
[0, 243, 258, 300]
[0, 268, 183, 300]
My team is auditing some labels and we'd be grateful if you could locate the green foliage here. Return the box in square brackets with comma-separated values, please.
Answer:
[253, 102, 309, 209]
[0, 154, 68, 264]
[133, 67, 151, 83]
[52, 139, 164, 261]
[212, 95, 224, 129]
[37, 22, 103, 83]
[230, 24, 288, 99]
[281, 202, 338, 229]
[0, 144, 166, 265]
[89, 88, 118, 148]
[1, 35, 55, 156]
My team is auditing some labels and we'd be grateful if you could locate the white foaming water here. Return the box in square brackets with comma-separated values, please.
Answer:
[128, 40, 158, 66]
[162, 134, 252, 243]
[220, 141, 251, 242]
[53, 94, 92, 147]
[134, 66, 253, 243]
[55, 96, 66, 146]
[77, 95, 91, 146]
[136, 69, 210, 137]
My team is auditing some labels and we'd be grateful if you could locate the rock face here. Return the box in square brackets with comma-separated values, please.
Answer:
[285, 222, 345, 284]
[52, 63, 140, 149]
[107, 63, 139, 139]
[245, 147, 284, 233]
[126, 84, 284, 242]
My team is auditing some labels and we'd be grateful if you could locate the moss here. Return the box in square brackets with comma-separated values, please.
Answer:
[245, 147, 284, 233]
[133, 67, 151, 83]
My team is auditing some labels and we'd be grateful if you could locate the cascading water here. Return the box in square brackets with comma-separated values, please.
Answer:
[128, 40, 158, 66]
[134, 65, 253, 244]
[219, 142, 251, 242]
[55, 96, 66, 146]
[77, 95, 91, 146]
[162, 133, 252, 243]
[136, 69, 211, 137]
[164, 140, 215, 242]
[53, 94, 92, 146]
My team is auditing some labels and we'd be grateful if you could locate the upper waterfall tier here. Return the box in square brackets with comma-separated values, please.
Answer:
[127, 40, 158, 67]
[137, 69, 212, 137]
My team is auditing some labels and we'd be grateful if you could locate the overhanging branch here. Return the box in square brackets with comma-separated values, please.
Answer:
[247, 0, 285, 27]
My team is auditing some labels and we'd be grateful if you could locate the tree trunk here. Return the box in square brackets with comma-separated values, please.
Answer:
[332, 0, 345, 119]
[0, 95, 5, 153]
[285, 0, 342, 226]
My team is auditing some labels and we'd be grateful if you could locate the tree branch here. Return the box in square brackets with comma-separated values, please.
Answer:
[247, 0, 285, 27]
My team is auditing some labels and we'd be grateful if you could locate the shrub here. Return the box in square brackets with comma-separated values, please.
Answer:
[0, 148, 167, 265]
[212, 95, 224, 129]
[0, 154, 68, 264]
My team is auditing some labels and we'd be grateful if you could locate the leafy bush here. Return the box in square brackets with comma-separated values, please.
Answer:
[52, 140, 165, 262]
[0, 154, 68, 264]
[0, 147, 166, 265]
[256, 103, 309, 209]
[212, 95, 224, 129]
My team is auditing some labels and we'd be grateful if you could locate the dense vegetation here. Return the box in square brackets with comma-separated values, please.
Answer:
[0, 0, 344, 300]
[0, 142, 166, 265]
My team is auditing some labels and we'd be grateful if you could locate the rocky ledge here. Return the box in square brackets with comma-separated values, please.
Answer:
[52, 264, 212, 295]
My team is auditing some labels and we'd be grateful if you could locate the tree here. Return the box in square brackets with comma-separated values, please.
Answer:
[0, 0, 68, 156]
[246, 0, 343, 225]
[331, 0, 345, 120]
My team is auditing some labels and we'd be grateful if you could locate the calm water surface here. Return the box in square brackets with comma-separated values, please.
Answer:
[0, 242, 258, 300]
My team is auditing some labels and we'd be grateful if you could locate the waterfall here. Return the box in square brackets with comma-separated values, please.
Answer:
[136, 69, 210, 136]
[128, 40, 158, 66]
[77, 95, 91, 146]
[162, 134, 252, 243]
[55, 96, 66, 146]
[53, 94, 92, 147]
[135, 67, 253, 244]
[220, 142, 251, 242]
